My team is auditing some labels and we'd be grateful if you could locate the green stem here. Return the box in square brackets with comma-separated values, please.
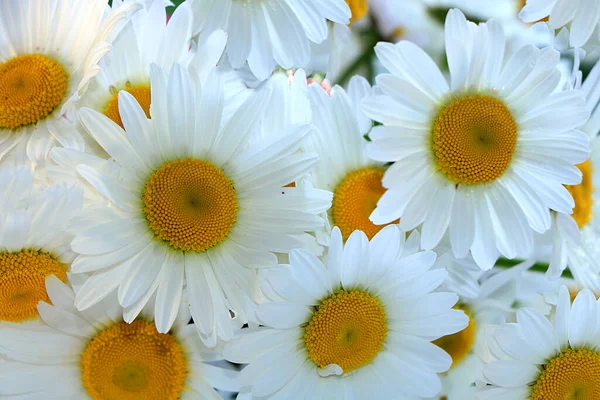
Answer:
[495, 258, 573, 279]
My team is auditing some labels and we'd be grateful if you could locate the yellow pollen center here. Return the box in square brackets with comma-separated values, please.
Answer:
[566, 160, 594, 229]
[303, 289, 387, 374]
[332, 167, 398, 240]
[0, 250, 68, 322]
[433, 307, 476, 369]
[81, 320, 188, 400]
[432, 95, 518, 185]
[530, 348, 600, 400]
[143, 158, 238, 252]
[0, 54, 68, 129]
[104, 85, 151, 129]
[346, 0, 368, 22]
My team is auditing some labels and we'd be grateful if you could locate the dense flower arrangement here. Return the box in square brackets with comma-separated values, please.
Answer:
[1, 0, 600, 399]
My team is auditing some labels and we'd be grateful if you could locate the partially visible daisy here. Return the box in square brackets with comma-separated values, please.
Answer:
[189, 0, 351, 80]
[363, 9, 590, 270]
[0, 167, 82, 323]
[479, 285, 600, 399]
[0, 0, 140, 165]
[69, 63, 331, 346]
[0, 277, 238, 399]
[225, 226, 469, 399]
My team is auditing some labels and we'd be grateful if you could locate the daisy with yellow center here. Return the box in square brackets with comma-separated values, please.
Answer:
[480, 286, 600, 400]
[0, 0, 139, 165]
[0, 277, 238, 399]
[0, 167, 82, 324]
[363, 9, 590, 270]
[225, 226, 469, 398]
[68, 63, 331, 347]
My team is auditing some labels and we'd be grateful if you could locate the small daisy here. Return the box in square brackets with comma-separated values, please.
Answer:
[363, 9, 590, 270]
[225, 226, 469, 399]
[0, 276, 238, 399]
[69, 63, 331, 346]
[0, 167, 82, 323]
[0, 0, 140, 165]
[189, 0, 351, 80]
[479, 285, 600, 399]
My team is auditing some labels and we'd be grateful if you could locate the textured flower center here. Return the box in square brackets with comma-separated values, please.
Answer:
[332, 167, 398, 240]
[81, 320, 188, 400]
[104, 85, 151, 129]
[346, 0, 368, 22]
[566, 160, 594, 228]
[433, 307, 476, 369]
[530, 348, 600, 400]
[303, 289, 387, 374]
[0, 250, 68, 322]
[432, 94, 518, 185]
[143, 158, 238, 252]
[0, 54, 68, 129]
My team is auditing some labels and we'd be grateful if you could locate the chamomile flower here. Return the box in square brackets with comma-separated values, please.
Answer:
[363, 9, 590, 270]
[68, 63, 331, 346]
[0, 167, 83, 323]
[479, 285, 600, 399]
[0, 277, 238, 399]
[225, 226, 469, 399]
[189, 0, 351, 80]
[0, 0, 140, 165]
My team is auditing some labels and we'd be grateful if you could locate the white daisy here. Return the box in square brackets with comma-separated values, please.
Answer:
[363, 9, 590, 270]
[0, 0, 140, 165]
[0, 276, 238, 399]
[0, 167, 82, 323]
[519, 0, 600, 48]
[225, 226, 469, 399]
[479, 285, 600, 399]
[68, 63, 332, 346]
[188, 0, 351, 80]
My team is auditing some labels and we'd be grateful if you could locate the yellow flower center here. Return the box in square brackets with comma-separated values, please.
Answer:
[566, 160, 594, 229]
[0, 250, 68, 322]
[81, 320, 188, 400]
[346, 0, 368, 22]
[104, 85, 151, 129]
[332, 167, 398, 240]
[0, 54, 68, 129]
[433, 306, 476, 369]
[303, 289, 387, 374]
[530, 348, 600, 400]
[143, 158, 238, 252]
[432, 94, 518, 185]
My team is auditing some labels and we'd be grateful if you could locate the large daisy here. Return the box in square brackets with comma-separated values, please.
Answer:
[225, 226, 469, 399]
[68, 63, 331, 346]
[479, 285, 600, 399]
[0, 277, 238, 399]
[189, 0, 351, 80]
[0, 167, 82, 323]
[363, 9, 590, 270]
[0, 0, 140, 165]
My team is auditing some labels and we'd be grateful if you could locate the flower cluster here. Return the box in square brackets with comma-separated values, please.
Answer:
[1, 0, 600, 399]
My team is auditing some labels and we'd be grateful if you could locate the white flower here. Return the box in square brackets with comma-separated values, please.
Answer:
[188, 0, 351, 80]
[0, 277, 238, 399]
[0, 0, 139, 165]
[479, 285, 600, 399]
[67, 63, 331, 346]
[363, 9, 590, 270]
[225, 226, 469, 399]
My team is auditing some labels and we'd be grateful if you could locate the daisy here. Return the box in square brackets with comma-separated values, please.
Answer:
[225, 226, 469, 399]
[0, 0, 140, 165]
[188, 0, 351, 80]
[0, 276, 238, 399]
[363, 9, 590, 270]
[0, 167, 83, 323]
[519, 0, 600, 48]
[479, 285, 600, 399]
[68, 63, 332, 346]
